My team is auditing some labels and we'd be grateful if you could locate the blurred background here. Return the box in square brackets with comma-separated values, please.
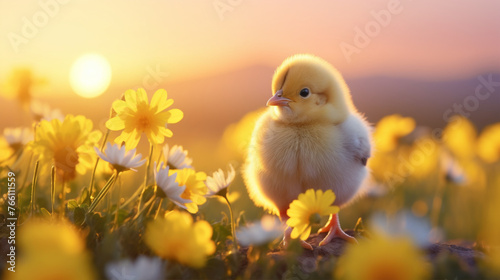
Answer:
[1, 0, 499, 241]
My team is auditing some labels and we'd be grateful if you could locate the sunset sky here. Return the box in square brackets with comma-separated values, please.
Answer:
[1, 0, 499, 170]
[1, 0, 499, 97]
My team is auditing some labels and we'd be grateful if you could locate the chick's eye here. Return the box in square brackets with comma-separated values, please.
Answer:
[299, 88, 310, 98]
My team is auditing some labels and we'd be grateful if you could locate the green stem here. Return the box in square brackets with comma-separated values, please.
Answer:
[224, 196, 238, 252]
[87, 171, 118, 213]
[133, 195, 156, 221]
[118, 186, 142, 211]
[60, 178, 67, 216]
[89, 129, 110, 201]
[156, 146, 164, 166]
[114, 176, 122, 226]
[30, 161, 40, 216]
[431, 181, 446, 229]
[154, 198, 164, 219]
[138, 144, 154, 212]
[50, 166, 55, 214]
[20, 123, 38, 193]
[145, 144, 154, 186]
[146, 197, 158, 217]
[107, 184, 113, 213]
[19, 151, 33, 193]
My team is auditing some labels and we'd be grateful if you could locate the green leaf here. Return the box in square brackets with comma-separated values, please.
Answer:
[74, 207, 86, 226]
[353, 217, 365, 233]
[78, 187, 90, 206]
[202, 258, 227, 279]
[90, 213, 106, 234]
[141, 185, 156, 203]
[40, 208, 51, 219]
[115, 208, 130, 226]
[67, 200, 79, 210]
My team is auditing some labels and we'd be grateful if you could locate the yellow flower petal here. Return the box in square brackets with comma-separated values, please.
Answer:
[336, 234, 430, 280]
[148, 130, 165, 145]
[194, 220, 214, 243]
[125, 130, 141, 149]
[286, 188, 338, 241]
[136, 88, 149, 105]
[108, 88, 182, 149]
[167, 109, 184, 124]
[186, 202, 199, 214]
[318, 190, 336, 209]
[160, 127, 173, 138]
[286, 217, 302, 227]
[112, 100, 128, 114]
[290, 226, 302, 239]
[31, 115, 100, 181]
[196, 171, 207, 181]
[124, 89, 137, 111]
[151, 89, 174, 113]
[145, 210, 215, 268]
[299, 226, 312, 240]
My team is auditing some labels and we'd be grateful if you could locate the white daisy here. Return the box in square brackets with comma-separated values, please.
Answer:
[105, 255, 165, 280]
[163, 144, 193, 169]
[440, 151, 465, 184]
[370, 211, 432, 247]
[155, 162, 192, 209]
[4, 127, 33, 147]
[206, 164, 236, 197]
[236, 215, 284, 247]
[94, 142, 146, 172]
[30, 100, 64, 122]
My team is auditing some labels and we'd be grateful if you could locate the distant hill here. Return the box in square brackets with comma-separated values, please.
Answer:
[2, 66, 499, 143]
[165, 66, 500, 139]
[347, 74, 500, 131]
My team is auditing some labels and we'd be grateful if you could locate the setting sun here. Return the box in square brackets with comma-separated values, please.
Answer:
[69, 53, 111, 98]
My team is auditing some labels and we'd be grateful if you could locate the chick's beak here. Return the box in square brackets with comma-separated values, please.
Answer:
[267, 90, 292, 106]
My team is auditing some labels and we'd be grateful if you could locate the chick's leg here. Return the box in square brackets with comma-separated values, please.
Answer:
[317, 213, 356, 246]
[281, 214, 313, 250]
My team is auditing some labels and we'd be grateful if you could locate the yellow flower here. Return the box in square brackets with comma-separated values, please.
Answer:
[286, 189, 339, 240]
[335, 234, 430, 280]
[106, 88, 183, 149]
[145, 210, 216, 268]
[477, 123, 500, 163]
[170, 168, 207, 213]
[373, 114, 416, 152]
[220, 108, 266, 159]
[6, 253, 96, 280]
[19, 219, 85, 256]
[4, 219, 95, 280]
[31, 114, 101, 181]
[481, 175, 500, 274]
[442, 116, 477, 159]
[0, 127, 32, 162]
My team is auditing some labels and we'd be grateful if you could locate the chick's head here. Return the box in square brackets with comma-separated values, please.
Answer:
[268, 54, 354, 124]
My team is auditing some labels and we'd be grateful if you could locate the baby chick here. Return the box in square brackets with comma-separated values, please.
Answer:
[243, 54, 371, 249]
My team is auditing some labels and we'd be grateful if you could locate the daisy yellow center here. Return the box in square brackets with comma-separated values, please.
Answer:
[135, 109, 154, 132]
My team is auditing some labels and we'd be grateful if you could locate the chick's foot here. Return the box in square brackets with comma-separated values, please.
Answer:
[318, 213, 357, 246]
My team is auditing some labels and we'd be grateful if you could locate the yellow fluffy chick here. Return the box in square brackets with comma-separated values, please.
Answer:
[243, 54, 371, 249]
